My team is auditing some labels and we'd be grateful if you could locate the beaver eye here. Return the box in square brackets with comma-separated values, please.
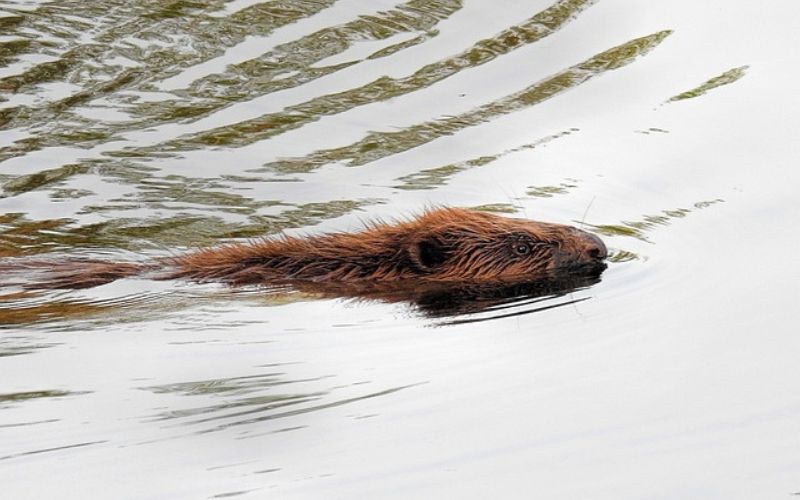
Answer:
[513, 242, 531, 256]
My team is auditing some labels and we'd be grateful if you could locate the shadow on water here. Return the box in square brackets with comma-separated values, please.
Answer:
[0, 267, 604, 329]
[281, 271, 604, 324]
[415, 279, 599, 325]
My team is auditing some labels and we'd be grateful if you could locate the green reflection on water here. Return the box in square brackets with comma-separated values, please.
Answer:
[0, 294, 126, 326]
[0, 0, 340, 144]
[141, 0, 221, 20]
[0, 0, 458, 136]
[526, 180, 578, 198]
[2, 165, 90, 197]
[608, 250, 639, 263]
[0, 333, 60, 357]
[586, 199, 724, 242]
[0, 390, 90, 404]
[668, 65, 749, 102]
[585, 199, 723, 263]
[394, 129, 578, 190]
[470, 203, 521, 214]
[0, 199, 383, 254]
[190, 0, 462, 98]
[145, 372, 305, 397]
[0, 39, 32, 68]
[263, 29, 671, 173]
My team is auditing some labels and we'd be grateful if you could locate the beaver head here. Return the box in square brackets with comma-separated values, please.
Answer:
[405, 208, 607, 282]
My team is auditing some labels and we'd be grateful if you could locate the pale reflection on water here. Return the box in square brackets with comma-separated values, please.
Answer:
[2, 0, 800, 499]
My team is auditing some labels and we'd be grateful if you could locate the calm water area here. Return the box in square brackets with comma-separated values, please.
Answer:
[1, 1, 799, 498]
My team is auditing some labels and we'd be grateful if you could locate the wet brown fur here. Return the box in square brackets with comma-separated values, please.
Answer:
[6, 208, 607, 290]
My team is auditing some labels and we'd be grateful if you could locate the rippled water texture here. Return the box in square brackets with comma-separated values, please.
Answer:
[2, 1, 800, 498]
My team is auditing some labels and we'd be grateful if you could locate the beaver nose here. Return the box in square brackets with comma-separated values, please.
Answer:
[581, 231, 607, 261]
[568, 228, 606, 262]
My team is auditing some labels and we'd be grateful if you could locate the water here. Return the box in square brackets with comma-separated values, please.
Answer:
[2, 0, 800, 498]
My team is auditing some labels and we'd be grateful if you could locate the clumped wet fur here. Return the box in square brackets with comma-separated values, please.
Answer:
[4, 208, 608, 291]
[168, 207, 607, 288]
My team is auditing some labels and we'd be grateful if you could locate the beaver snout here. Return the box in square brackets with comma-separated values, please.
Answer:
[578, 229, 607, 262]
[558, 228, 608, 273]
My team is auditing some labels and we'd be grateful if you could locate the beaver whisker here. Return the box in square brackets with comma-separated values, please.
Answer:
[580, 196, 596, 230]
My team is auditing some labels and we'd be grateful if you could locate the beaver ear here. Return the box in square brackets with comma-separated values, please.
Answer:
[409, 236, 448, 270]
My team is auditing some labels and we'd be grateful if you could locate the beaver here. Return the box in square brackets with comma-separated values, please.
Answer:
[4, 207, 607, 292]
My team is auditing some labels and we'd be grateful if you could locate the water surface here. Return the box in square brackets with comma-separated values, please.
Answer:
[2, 1, 800, 498]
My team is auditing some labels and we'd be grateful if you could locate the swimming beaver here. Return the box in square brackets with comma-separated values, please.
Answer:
[6, 207, 607, 291]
